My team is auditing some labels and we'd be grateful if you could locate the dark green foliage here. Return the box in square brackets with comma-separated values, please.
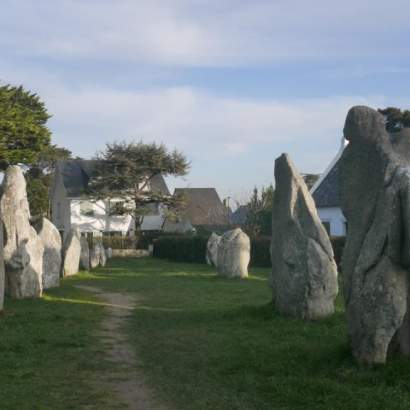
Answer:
[378, 107, 410, 133]
[250, 237, 271, 267]
[25, 144, 72, 217]
[331, 236, 345, 271]
[0, 85, 51, 169]
[153, 235, 209, 263]
[243, 185, 274, 237]
[302, 173, 320, 189]
[153, 234, 345, 270]
[154, 234, 272, 267]
[25, 177, 50, 217]
[91, 141, 189, 226]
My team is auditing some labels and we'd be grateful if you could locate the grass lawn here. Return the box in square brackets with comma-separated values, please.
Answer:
[74, 258, 410, 410]
[2, 257, 410, 409]
[0, 274, 120, 410]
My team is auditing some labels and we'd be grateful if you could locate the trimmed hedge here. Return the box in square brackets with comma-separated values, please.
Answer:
[331, 236, 345, 271]
[153, 235, 209, 264]
[153, 234, 346, 270]
[250, 237, 271, 267]
[153, 234, 271, 267]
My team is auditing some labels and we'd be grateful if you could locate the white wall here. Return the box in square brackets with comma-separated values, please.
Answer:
[70, 199, 134, 235]
[317, 206, 346, 237]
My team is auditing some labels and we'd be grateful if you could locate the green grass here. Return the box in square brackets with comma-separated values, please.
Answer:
[0, 274, 119, 410]
[3, 257, 410, 409]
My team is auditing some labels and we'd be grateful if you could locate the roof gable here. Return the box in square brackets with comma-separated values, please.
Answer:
[56, 160, 170, 198]
[174, 188, 228, 226]
[311, 159, 341, 208]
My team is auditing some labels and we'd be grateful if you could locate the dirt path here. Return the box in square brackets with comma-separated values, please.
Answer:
[75, 285, 169, 410]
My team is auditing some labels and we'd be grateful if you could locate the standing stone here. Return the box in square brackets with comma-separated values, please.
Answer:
[340, 106, 410, 364]
[99, 242, 107, 267]
[0, 166, 43, 298]
[89, 242, 101, 269]
[80, 237, 90, 271]
[106, 247, 113, 258]
[0, 220, 5, 311]
[63, 228, 81, 276]
[35, 217, 62, 289]
[271, 154, 338, 320]
[206, 233, 221, 266]
[217, 228, 250, 278]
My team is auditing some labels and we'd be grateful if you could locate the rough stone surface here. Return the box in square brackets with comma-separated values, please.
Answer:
[206, 233, 221, 266]
[100, 243, 107, 267]
[1, 166, 44, 298]
[0, 220, 5, 311]
[217, 228, 250, 278]
[80, 237, 90, 271]
[111, 249, 150, 258]
[90, 243, 101, 269]
[340, 106, 410, 364]
[35, 217, 62, 289]
[271, 154, 338, 320]
[63, 228, 81, 276]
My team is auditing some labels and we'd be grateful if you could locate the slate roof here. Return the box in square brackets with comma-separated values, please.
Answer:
[311, 158, 341, 208]
[56, 159, 170, 197]
[174, 188, 229, 226]
[231, 205, 249, 225]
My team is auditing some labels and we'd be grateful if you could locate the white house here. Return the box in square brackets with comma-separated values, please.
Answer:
[310, 138, 347, 237]
[50, 160, 170, 239]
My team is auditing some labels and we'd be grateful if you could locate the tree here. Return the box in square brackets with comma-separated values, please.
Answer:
[0, 84, 52, 169]
[26, 144, 72, 216]
[302, 173, 320, 190]
[243, 185, 274, 237]
[90, 141, 190, 227]
[378, 107, 410, 133]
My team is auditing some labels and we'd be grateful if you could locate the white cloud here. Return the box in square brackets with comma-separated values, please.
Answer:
[1, 0, 409, 66]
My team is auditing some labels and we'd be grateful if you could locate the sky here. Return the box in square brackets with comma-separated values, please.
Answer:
[1, 0, 410, 204]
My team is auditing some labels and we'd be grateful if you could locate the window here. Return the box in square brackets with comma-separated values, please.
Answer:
[110, 201, 126, 216]
[80, 201, 95, 217]
[322, 221, 331, 235]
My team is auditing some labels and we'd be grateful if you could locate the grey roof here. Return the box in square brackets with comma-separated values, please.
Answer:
[231, 205, 249, 225]
[174, 188, 229, 226]
[56, 159, 170, 197]
[312, 159, 341, 208]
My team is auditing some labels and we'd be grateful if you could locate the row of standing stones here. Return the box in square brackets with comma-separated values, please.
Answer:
[0, 105, 407, 366]
[0, 166, 111, 311]
[207, 105, 410, 365]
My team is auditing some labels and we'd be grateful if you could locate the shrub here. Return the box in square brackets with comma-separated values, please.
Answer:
[154, 234, 272, 268]
[153, 235, 209, 264]
[153, 232, 346, 270]
[250, 237, 271, 267]
[330, 236, 345, 271]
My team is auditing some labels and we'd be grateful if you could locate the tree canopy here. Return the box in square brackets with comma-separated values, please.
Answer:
[91, 141, 190, 225]
[378, 107, 410, 133]
[0, 84, 52, 170]
[243, 185, 274, 237]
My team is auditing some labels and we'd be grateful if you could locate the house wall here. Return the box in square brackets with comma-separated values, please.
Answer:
[317, 206, 346, 237]
[70, 199, 135, 235]
[50, 172, 71, 236]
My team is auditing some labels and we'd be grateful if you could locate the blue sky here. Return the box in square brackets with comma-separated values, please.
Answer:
[1, 0, 410, 204]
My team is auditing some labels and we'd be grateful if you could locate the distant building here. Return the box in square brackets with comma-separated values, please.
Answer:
[163, 188, 229, 233]
[311, 138, 347, 237]
[230, 205, 249, 226]
[50, 159, 170, 239]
